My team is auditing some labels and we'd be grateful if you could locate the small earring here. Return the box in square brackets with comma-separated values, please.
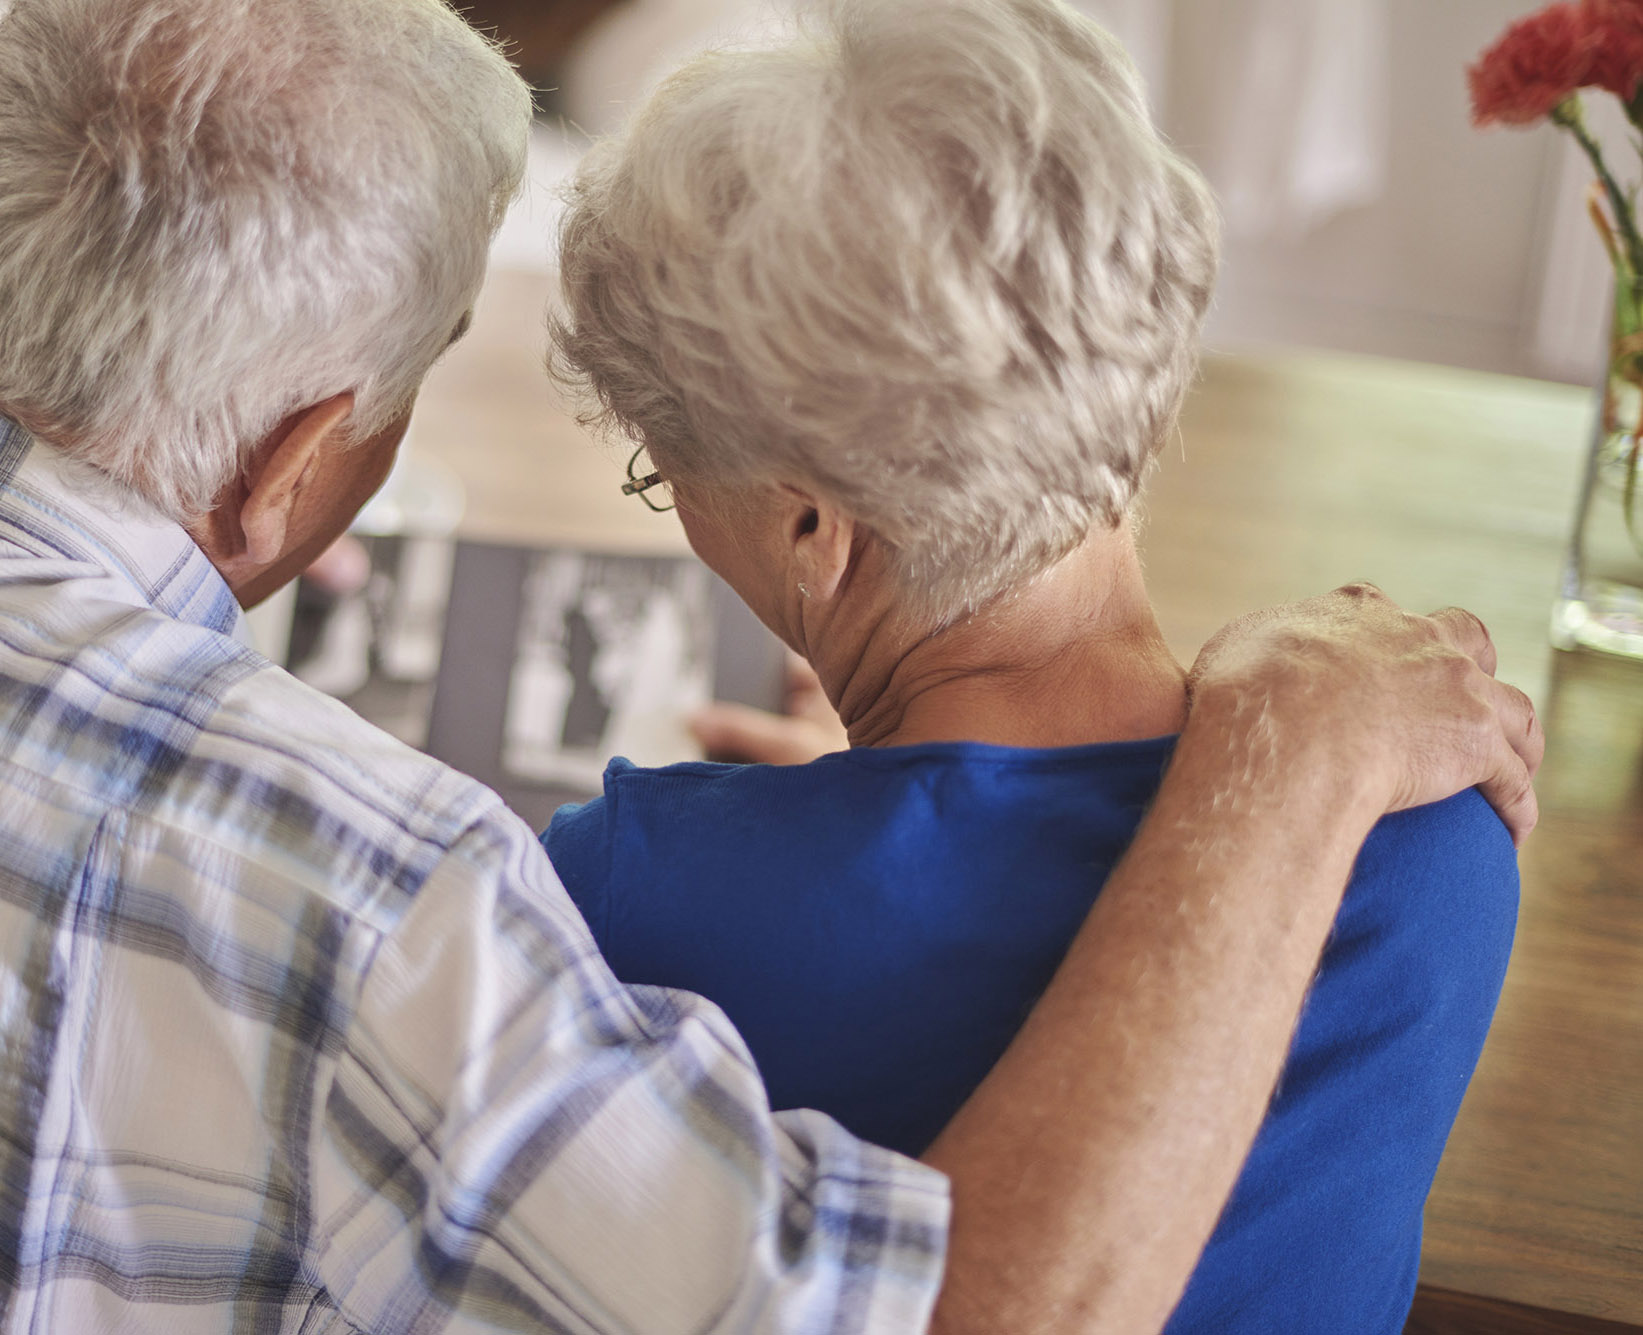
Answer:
[797, 581, 811, 599]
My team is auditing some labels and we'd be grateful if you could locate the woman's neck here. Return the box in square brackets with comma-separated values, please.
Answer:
[818, 526, 1187, 751]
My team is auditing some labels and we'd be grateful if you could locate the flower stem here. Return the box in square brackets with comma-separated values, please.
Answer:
[1553, 97, 1643, 280]
[1590, 186, 1623, 268]
[1624, 433, 1642, 548]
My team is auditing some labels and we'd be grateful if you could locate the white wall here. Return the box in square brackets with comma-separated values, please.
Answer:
[560, 0, 1616, 384]
[1163, 0, 1605, 382]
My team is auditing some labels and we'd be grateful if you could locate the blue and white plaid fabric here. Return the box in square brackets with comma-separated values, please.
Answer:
[0, 418, 949, 1334]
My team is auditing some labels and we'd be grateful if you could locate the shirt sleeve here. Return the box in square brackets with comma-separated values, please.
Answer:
[313, 799, 951, 1335]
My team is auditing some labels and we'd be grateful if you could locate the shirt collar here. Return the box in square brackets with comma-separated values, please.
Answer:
[0, 416, 251, 643]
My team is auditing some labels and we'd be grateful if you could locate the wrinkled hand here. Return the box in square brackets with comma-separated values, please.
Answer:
[1187, 583, 1543, 845]
[690, 653, 848, 765]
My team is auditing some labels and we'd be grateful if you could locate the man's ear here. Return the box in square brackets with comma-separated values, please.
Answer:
[780, 485, 856, 602]
[239, 394, 354, 565]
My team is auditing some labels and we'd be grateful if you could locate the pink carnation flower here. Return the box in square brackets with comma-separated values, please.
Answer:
[1587, 0, 1643, 99]
[1468, 4, 1609, 125]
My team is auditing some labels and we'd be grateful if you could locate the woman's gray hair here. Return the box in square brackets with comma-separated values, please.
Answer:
[553, 0, 1220, 624]
[0, 0, 531, 519]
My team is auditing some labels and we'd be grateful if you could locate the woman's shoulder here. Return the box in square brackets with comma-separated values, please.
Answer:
[542, 739, 1180, 919]
[1361, 787, 1518, 873]
[1340, 788, 1519, 985]
[1353, 788, 1520, 920]
[554, 736, 1181, 850]
[589, 734, 1180, 795]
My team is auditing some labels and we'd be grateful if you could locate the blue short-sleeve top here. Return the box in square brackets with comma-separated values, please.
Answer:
[544, 738, 1517, 1334]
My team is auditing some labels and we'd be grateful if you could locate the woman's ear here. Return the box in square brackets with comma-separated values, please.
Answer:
[779, 485, 856, 602]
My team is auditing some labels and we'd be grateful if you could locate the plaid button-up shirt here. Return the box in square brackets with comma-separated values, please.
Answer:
[0, 419, 949, 1333]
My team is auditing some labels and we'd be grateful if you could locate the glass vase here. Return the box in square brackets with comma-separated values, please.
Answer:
[1550, 278, 1643, 661]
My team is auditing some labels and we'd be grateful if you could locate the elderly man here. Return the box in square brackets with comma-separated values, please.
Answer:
[0, 1, 1538, 1332]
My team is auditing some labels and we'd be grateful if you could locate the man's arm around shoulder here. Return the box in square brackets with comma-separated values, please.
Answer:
[923, 586, 1541, 1335]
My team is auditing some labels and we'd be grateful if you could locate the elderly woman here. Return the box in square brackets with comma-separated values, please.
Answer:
[545, 0, 1517, 1330]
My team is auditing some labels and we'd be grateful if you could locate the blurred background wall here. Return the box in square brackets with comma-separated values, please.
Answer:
[461, 0, 1618, 387]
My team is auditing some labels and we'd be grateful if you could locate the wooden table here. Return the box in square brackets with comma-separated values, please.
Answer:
[416, 270, 1643, 1332]
[1148, 355, 1643, 1331]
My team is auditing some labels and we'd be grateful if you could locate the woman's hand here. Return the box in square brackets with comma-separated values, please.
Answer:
[1187, 582, 1543, 844]
[689, 653, 848, 764]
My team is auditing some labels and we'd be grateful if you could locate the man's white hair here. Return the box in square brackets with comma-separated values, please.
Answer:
[553, 0, 1220, 625]
[0, 0, 531, 518]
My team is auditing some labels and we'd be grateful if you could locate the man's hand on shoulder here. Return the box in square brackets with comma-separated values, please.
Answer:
[1186, 582, 1543, 845]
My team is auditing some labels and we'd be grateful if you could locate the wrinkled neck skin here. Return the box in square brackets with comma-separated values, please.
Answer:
[803, 523, 1189, 751]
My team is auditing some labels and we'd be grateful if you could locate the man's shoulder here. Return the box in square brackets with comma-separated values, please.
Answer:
[213, 655, 501, 841]
[180, 648, 525, 915]
[0, 592, 521, 924]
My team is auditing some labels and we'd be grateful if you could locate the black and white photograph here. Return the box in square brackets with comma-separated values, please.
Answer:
[285, 531, 458, 749]
[501, 549, 716, 792]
